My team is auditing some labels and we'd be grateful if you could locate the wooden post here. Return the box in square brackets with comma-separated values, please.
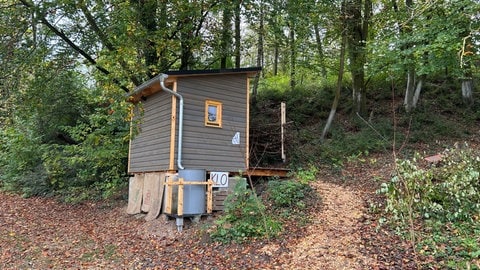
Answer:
[177, 177, 184, 216]
[164, 176, 212, 216]
[165, 176, 173, 214]
[206, 179, 213, 214]
[281, 102, 286, 162]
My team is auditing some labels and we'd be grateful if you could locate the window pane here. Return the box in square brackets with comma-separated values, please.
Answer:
[208, 105, 217, 122]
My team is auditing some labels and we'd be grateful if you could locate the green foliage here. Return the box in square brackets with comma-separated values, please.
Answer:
[0, 125, 50, 197]
[0, 66, 130, 202]
[417, 221, 480, 269]
[293, 164, 318, 184]
[210, 179, 282, 243]
[267, 180, 312, 209]
[380, 147, 480, 223]
[378, 146, 480, 268]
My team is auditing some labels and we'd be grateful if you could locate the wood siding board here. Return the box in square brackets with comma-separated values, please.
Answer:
[130, 72, 252, 173]
[129, 90, 173, 173]
[175, 75, 247, 171]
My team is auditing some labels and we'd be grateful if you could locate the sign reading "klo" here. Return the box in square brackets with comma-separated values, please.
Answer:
[210, 172, 229, 188]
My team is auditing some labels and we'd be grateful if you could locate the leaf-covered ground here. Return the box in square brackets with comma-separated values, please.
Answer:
[1, 154, 417, 269]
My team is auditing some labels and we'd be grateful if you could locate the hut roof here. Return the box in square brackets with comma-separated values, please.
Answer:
[129, 67, 261, 103]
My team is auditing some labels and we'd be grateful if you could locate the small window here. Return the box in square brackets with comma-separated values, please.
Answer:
[205, 100, 222, 127]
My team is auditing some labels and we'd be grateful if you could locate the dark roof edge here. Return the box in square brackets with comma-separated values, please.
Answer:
[165, 67, 262, 76]
[128, 67, 261, 99]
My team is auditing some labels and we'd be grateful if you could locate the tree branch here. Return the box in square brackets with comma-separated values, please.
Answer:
[18, 0, 131, 93]
[78, 1, 140, 86]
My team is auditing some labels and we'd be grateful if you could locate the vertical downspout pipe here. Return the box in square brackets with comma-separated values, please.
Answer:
[159, 74, 185, 170]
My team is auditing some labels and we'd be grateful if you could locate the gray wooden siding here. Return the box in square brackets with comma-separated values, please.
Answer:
[128, 91, 173, 173]
[176, 75, 248, 172]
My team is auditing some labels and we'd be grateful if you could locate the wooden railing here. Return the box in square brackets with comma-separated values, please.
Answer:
[164, 177, 213, 216]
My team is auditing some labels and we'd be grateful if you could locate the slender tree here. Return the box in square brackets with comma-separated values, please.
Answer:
[345, 0, 371, 115]
[220, 0, 233, 69]
[321, 0, 348, 141]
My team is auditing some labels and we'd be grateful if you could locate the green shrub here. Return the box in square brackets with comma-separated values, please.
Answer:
[267, 180, 312, 209]
[380, 146, 480, 223]
[378, 145, 480, 268]
[0, 126, 50, 196]
[294, 164, 319, 184]
[210, 179, 282, 243]
[0, 93, 130, 202]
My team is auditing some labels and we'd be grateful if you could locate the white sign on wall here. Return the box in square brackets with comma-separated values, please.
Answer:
[232, 132, 240, 145]
[211, 172, 229, 187]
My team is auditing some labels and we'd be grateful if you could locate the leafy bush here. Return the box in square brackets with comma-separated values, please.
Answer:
[210, 179, 282, 243]
[0, 83, 130, 202]
[294, 164, 319, 184]
[267, 180, 312, 209]
[378, 145, 480, 268]
[0, 125, 50, 197]
[380, 146, 480, 223]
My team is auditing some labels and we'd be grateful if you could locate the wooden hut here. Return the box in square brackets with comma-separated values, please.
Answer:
[126, 68, 287, 221]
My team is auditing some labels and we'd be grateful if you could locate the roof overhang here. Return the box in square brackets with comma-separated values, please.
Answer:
[128, 67, 261, 103]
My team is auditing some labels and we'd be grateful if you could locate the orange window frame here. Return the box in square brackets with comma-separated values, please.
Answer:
[205, 100, 222, 128]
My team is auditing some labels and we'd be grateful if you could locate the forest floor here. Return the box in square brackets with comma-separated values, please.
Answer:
[1, 150, 440, 269]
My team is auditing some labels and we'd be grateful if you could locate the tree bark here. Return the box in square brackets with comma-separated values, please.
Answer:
[462, 79, 474, 105]
[461, 33, 474, 105]
[220, 2, 232, 69]
[234, 0, 241, 68]
[404, 68, 415, 112]
[314, 23, 327, 78]
[345, 0, 369, 115]
[321, 24, 347, 142]
[133, 0, 158, 78]
[289, 24, 296, 91]
[413, 76, 423, 108]
[251, 4, 264, 105]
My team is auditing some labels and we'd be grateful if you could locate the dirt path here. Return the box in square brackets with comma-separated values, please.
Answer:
[1, 176, 414, 269]
[261, 181, 374, 269]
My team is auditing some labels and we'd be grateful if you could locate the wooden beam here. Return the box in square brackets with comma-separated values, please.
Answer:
[206, 179, 213, 214]
[245, 77, 250, 169]
[243, 168, 290, 177]
[177, 177, 184, 216]
[165, 175, 173, 214]
[168, 81, 177, 171]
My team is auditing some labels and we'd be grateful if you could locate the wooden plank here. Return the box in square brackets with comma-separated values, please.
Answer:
[212, 190, 232, 211]
[246, 76, 250, 169]
[165, 175, 173, 214]
[243, 168, 290, 177]
[206, 180, 213, 214]
[177, 177, 184, 216]
[169, 85, 177, 170]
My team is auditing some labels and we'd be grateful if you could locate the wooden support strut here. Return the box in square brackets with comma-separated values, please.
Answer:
[165, 177, 213, 216]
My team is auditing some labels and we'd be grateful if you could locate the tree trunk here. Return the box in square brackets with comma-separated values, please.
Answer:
[134, 0, 158, 78]
[404, 70, 424, 112]
[180, 40, 192, 70]
[158, 0, 169, 71]
[404, 68, 415, 112]
[345, 0, 369, 115]
[321, 21, 347, 142]
[462, 78, 474, 105]
[314, 23, 327, 78]
[220, 3, 232, 69]
[273, 43, 279, 76]
[461, 33, 474, 105]
[251, 4, 264, 105]
[289, 25, 296, 90]
[413, 76, 423, 108]
[234, 0, 241, 68]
